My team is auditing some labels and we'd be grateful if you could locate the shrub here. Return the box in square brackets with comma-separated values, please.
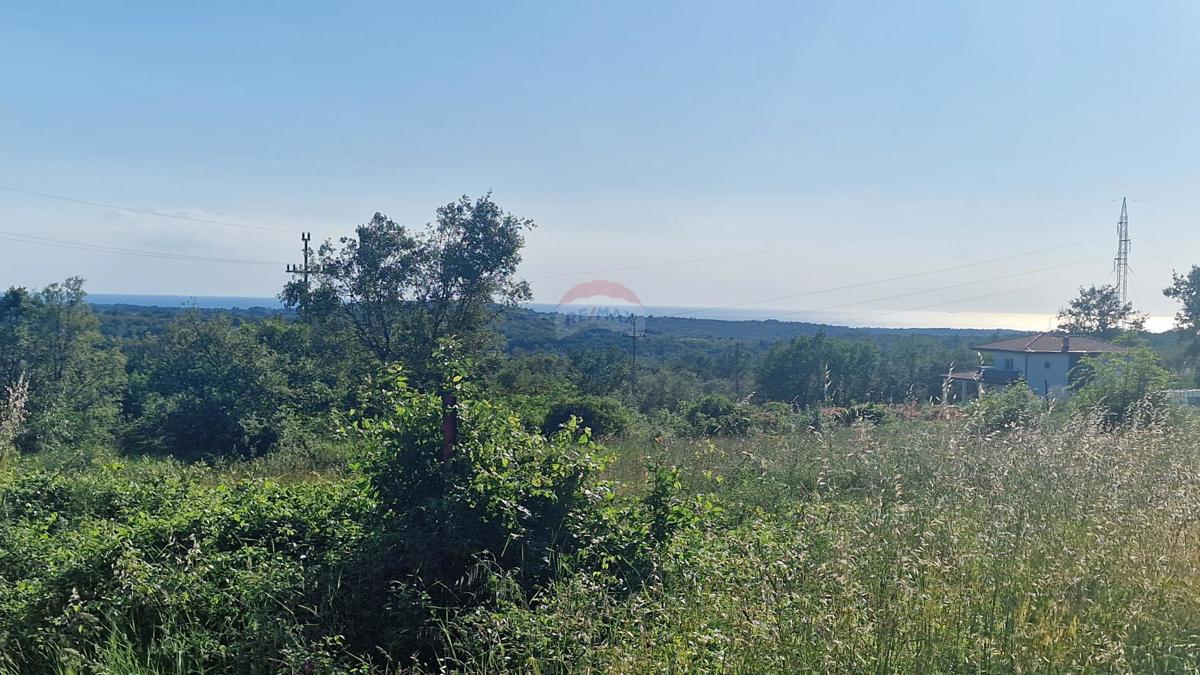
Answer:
[830, 403, 892, 427]
[123, 314, 296, 461]
[541, 395, 631, 438]
[966, 383, 1042, 433]
[0, 460, 372, 672]
[749, 401, 804, 435]
[1071, 348, 1173, 429]
[348, 368, 662, 661]
[681, 394, 751, 436]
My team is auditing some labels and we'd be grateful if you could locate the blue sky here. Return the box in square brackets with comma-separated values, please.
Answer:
[3, 2, 1200, 328]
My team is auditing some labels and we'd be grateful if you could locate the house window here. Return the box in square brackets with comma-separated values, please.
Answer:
[1003, 357, 1014, 370]
[1044, 361, 1051, 369]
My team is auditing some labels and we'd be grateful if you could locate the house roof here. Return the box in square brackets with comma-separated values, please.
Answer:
[971, 332, 1126, 354]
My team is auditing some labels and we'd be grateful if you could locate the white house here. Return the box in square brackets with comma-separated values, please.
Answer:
[946, 333, 1126, 400]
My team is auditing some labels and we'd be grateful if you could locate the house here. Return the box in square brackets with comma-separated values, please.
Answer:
[946, 333, 1126, 400]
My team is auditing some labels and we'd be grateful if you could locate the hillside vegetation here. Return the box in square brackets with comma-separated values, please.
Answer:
[5, 197, 1200, 672]
[5, 409, 1200, 672]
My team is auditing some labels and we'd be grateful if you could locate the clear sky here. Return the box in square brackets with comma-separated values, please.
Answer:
[3, 2, 1200, 329]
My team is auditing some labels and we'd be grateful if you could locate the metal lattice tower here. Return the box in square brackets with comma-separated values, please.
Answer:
[1114, 197, 1130, 305]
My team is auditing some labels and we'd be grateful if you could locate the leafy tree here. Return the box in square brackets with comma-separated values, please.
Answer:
[570, 345, 632, 397]
[756, 333, 880, 406]
[124, 314, 294, 460]
[0, 278, 125, 451]
[634, 366, 704, 413]
[490, 352, 581, 398]
[1057, 284, 1146, 337]
[250, 316, 362, 417]
[1071, 347, 1172, 428]
[285, 194, 533, 387]
[1164, 265, 1200, 356]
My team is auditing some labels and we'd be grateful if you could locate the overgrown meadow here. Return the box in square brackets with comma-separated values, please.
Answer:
[4, 199, 1200, 673]
[5, 406, 1200, 673]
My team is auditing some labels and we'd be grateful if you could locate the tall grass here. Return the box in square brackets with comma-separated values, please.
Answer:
[446, 416, 1200, 672]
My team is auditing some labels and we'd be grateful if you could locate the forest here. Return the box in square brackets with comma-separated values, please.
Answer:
[3, 196, 1200, 673]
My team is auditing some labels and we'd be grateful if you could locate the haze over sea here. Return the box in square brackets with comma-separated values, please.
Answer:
[86, 294, 1175, 333]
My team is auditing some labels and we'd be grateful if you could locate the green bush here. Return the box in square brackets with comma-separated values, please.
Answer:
[0, 458, 372, 673]
[123, 314, 296, 461]
[682, 394, 751, 436]
[966, 383, 1042, 433]
[347, 368, 664, 661]
[541, 395, 631, 437]
[1071, 348, 1173, 429]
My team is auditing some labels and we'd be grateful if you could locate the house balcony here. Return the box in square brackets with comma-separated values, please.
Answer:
[979, 367, 1021, 385]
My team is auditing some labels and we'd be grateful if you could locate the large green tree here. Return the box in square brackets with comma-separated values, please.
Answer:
[124, 313, 293, 460]
[755, 333, 880, 407]
[1056, 284, 1146, 337]
[1164, 266, 1200, 350]
[285, 194, 533, 387]
[0, 278, 125, 451]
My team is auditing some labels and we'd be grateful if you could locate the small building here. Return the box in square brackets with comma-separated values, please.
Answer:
[946, 333, 1126, 400]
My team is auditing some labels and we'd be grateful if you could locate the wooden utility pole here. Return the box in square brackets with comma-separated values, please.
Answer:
[286, 232, 320, 308]
[733, 340, 743, 398]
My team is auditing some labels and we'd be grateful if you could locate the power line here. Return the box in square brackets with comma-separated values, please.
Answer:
[0, 184, 299, 233]
[532, 202, 1090, 280]
[683, 236, 1109, 317]
[798, 256, 1107, 317]
[0, 230, 284, 265]
[740, 256, 1106, 324]
[842, 273, 1101, 327]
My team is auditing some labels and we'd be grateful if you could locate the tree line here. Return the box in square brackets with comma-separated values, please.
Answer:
[4, 195, 1200, 460]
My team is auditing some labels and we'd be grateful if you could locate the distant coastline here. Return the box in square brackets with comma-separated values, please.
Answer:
[89, 293, 283, 310]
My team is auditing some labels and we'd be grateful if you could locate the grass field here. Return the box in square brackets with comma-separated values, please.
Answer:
[449, 418, 1200, 673]
[5, 414, 1200, 673]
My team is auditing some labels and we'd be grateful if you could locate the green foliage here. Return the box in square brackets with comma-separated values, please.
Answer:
[287, 195, 533, 386]
[1164, 265, 1200, 360]
[1071, 348, 1173, 428]
[0, 375, 29, 463]
[1057, 283, 1147, 337]
[965, 383, 1042, 433]
[0, 456, 372, 673]
[347, 367, 663, 660]
[681, 394, 750, 436]
[123, 314, 296, 461]
[0, 279, 126, 452]
[489, 352, 580, 398]
[540, 395, 631, 438]
[756, 332, 880, 406]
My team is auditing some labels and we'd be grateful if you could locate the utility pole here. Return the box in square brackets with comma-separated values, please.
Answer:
[625, 329, 645, 401]
[286, 232, 319, 305]
[733, 340, 743, 398]
[1114, 198, 1130, 306]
